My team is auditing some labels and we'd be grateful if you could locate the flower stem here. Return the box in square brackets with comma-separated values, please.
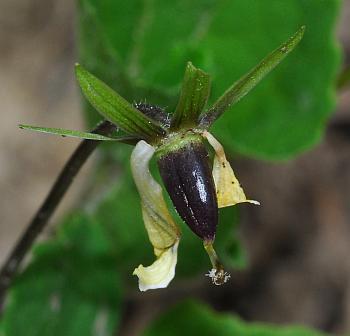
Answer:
[204, 240, 224, 272]
[204, 240, 231, 286]
[0, 120, 117, 313]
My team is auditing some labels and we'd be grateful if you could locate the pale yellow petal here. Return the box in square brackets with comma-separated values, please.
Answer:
[141, 204, 176, 257]
[203, 132, 260, 208]
[130, 140, 181, 291]
[133, 240, 179, 291]
[131, 140, 180, 250]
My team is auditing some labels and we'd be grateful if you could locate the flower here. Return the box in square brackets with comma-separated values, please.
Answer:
[21, 27, 304, 291]
[130, 128, 259, 290]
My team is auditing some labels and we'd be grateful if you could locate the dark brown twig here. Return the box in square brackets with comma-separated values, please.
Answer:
[0, 120, 120, 312]
[327, 120, 350, 141]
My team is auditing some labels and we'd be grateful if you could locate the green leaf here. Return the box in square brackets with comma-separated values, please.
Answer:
[0, 322, 4, 336]
[79, 0, 341, 159]
[199, 26, 305, 128]
[143, 300, 327, 336]
[1, 213, 122, 336]
[171, 62, 211, 130]
[19, 124, 134, 142]
[75, 64, 166, 140]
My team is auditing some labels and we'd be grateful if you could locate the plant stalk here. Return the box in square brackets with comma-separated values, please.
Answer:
[0, 120, 117, 313]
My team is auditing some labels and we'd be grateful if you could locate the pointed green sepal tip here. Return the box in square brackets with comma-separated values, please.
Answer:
[170, 61, 211, 130]
[199, 26, 306, 128]
[18, 124, 137, 143]
[75, 64, 166, 141]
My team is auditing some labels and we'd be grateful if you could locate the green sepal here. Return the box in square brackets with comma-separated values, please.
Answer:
[19, 124, 137, 143]
[171, 62, 210, 130]
[199, 26, 306, 128]
[75, 64, 167, 141]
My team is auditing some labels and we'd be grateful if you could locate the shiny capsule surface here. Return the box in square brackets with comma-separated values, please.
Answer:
[157, 140, 218, 241]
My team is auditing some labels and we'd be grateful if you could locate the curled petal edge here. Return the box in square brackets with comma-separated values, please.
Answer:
[133, 240, 179, 292]
[203, 131, 260, 208]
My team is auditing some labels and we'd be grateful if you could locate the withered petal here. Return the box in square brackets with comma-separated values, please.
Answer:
[203, 131, 260, 208]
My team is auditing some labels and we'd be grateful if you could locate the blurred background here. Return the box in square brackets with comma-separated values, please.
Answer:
[0, 0, 350, 335]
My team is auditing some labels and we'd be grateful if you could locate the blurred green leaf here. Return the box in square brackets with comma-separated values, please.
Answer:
[79, 0, 341, 159]
[171, 62, 211, 130]
[199, 26, 305, 128]
[2, 213, 122, 336]
[19, 124, 134, 141]
[75, 64, 166, 140]
[143, 300, 327, 336]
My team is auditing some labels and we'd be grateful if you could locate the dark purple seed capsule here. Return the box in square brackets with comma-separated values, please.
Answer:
[157, 139, 218, 241]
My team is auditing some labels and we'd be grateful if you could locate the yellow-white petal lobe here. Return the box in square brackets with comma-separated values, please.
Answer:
[131, 140, 181, 290]
[133, 240, 179, 291]
[203, 131, 260, 208]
